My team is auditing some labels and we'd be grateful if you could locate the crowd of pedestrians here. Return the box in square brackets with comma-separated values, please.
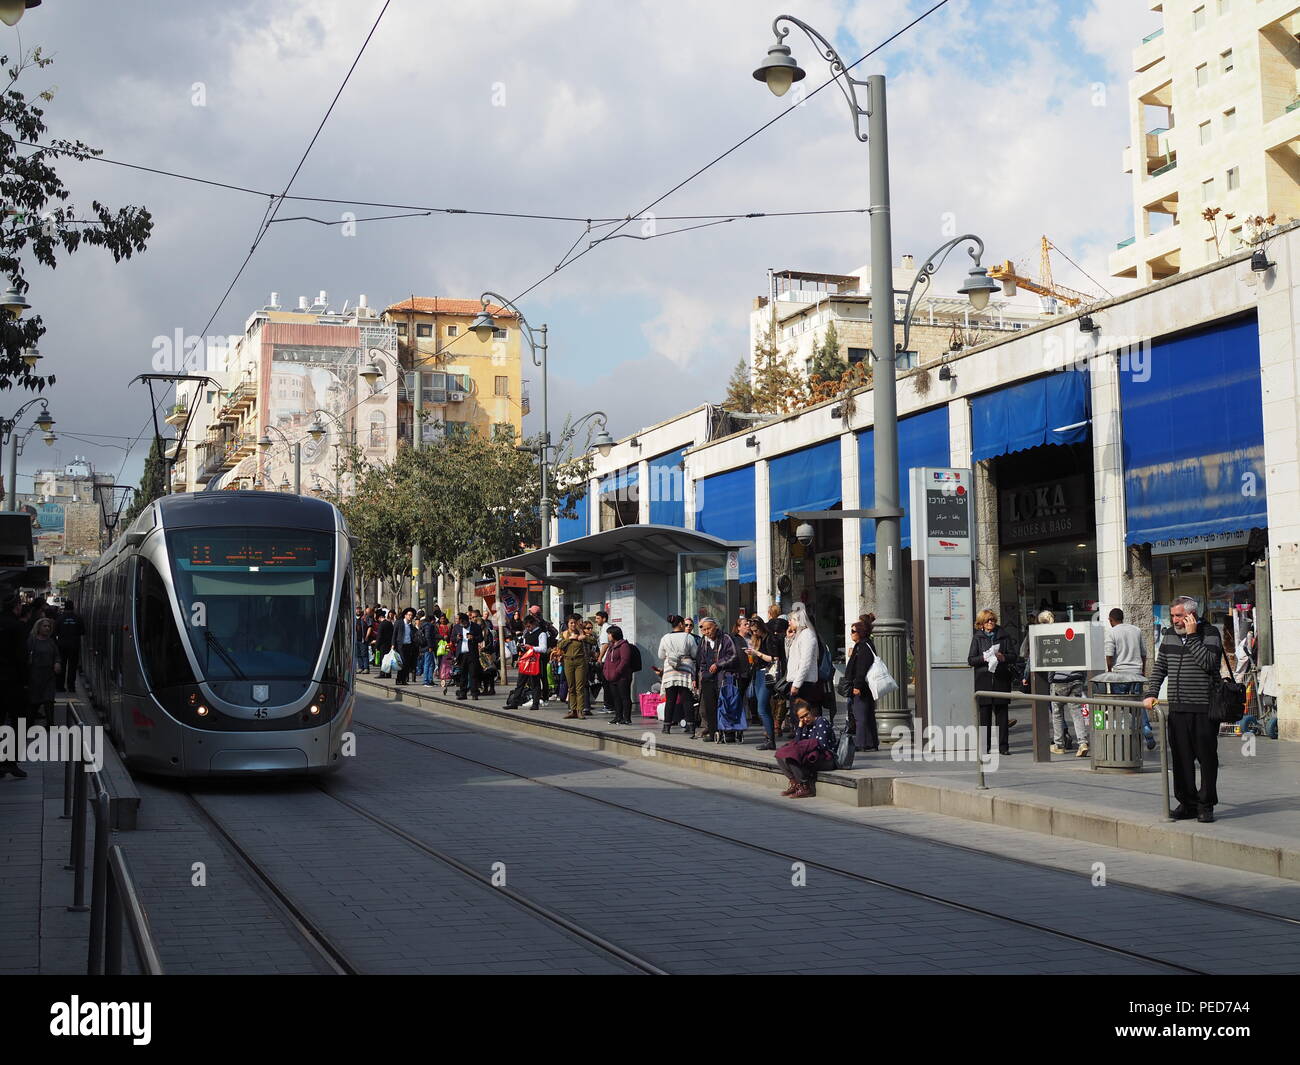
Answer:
[354, 602, 500, 700]
[0, 592, 85, 780]
[355, 591, 1231, 820]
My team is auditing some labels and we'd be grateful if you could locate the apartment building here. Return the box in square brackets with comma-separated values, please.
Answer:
[1112, 0, 1300, 284]
[170, 292, 398, 496]
[749, 258, 1052, 379]
[382, 298, 523, 443]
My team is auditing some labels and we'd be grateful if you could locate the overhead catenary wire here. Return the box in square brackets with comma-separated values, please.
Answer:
[88, 2, 953, 474]
[266, 2, 956, 453]
[113, 0, 393, 479]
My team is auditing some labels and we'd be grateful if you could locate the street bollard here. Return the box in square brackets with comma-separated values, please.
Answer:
[67, 767, 89, 910]
[87, 792, 111, 975]
[62, 749, 73, 820]
[104, 860, 123, 976]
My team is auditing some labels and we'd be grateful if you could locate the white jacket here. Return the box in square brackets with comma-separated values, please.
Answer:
[787, 627, 820, 687]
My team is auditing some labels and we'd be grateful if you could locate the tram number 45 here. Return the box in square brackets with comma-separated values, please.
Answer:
[253, 708, 268, 718]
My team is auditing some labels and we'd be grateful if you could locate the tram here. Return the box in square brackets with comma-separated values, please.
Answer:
[71, 492, 355, 776]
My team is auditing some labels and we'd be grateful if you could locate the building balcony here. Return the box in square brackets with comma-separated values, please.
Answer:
[164, 404, 189, 428]
[1116, 236, 1136, 249]
[1264, 101, 1300, 151]
[1132, 27, 1165, 74]
[216, 381, 257, 425]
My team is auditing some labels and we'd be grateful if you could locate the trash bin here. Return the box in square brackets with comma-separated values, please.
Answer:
[1087, 672, 1145, 773]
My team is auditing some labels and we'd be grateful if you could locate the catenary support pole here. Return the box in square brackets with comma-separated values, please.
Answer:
[867, 73, 908, 735]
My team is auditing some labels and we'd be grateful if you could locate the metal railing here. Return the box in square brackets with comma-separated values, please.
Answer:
[61, 703, 164, 975]
[973, 690, 1171, 820]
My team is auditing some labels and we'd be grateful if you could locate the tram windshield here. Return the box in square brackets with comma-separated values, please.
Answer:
[166, 527, 336, 680]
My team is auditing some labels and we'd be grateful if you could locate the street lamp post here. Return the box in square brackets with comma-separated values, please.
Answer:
[472, 293, 550, 546]
[1, 398, 54, 512]
[257, 425, 300, 494]
[753, 15, 1001, 734]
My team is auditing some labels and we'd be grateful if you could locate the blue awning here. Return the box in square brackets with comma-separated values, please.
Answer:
[648, 448, 687, 528]
[600, 466, 639, 494]
[858, 406, 951, 554]
[971, 372, 1090, 462]
[696, 465, 756, 582]
[768, 439, 842, 522]
[1121, 315, 1266, 545]
[557, 493, 589, 543]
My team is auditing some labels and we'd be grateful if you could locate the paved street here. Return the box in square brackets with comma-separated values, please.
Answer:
[7, 689, 1299, 975]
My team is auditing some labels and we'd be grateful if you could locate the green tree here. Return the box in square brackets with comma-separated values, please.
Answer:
[121, 436, 166, 526]
[723, 357, 755, 413]
[1, 48, 152, 394]
[809, 321, 846, 384]
[750, 320, 808, 415]
[339, 426, 594, 604]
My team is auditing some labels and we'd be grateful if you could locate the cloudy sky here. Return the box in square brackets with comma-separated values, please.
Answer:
[8, 0, 1154, 491]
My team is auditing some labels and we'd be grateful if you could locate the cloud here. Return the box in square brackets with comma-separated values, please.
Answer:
[12, 0, 1155, 485]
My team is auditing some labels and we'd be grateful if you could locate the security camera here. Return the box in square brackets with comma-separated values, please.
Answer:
[795, 522, 815, 546]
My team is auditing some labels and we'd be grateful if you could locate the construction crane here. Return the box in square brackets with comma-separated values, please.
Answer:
[988, 236, 1102, 308]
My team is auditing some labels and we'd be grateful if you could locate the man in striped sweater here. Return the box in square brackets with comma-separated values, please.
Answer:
[1144, 596, 1224, 823]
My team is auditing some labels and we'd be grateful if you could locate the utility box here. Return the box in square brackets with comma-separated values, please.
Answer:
[1028, 622, 1106, 674]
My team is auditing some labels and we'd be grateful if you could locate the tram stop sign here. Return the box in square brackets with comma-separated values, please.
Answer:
[1028, 622, 1105, 673]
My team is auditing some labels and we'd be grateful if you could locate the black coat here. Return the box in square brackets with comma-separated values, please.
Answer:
[376, 619, 394, 653]
[450, 622, 482, 655]
[845, 637, 877, 693]
[968, 626, 1017, 706]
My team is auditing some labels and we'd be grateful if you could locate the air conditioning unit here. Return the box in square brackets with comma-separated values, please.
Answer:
[448, 390, 467, 402]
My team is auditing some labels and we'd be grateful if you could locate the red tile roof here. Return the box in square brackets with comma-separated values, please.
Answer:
[384, 297, 518, 318]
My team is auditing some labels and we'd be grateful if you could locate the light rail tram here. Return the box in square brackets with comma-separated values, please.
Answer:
[72, 492, 355, 776]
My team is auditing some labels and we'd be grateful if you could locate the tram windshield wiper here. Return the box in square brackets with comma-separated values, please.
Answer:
[203, 630, 247, 680]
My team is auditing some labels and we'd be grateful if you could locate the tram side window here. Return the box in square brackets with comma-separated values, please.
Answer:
[136, 559, 195, 689]
[323, 579, 353, 686]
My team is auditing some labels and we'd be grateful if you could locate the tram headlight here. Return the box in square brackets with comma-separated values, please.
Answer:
[309, 704, 320, 715]
[196, 705, 209, 717]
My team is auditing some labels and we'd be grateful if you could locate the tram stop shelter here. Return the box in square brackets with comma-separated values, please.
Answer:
[491, 525, 751, 677]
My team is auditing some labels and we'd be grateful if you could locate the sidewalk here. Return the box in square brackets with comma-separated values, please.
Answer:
[358, 675, 1300, 883]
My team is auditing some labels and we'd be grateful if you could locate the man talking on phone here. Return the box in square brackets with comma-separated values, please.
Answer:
[1144, 596, 1223, 823]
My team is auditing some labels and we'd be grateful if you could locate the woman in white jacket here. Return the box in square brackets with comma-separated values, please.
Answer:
[786, 603, 821, 702]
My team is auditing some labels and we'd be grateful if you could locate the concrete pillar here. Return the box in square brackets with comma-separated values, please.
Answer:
[588, 476, 600, 535]
[973, 458, 1000, 614]
[841, 432, 862, 649]
[861, 554, 876, 616]
[1122, 543, 1155, 641]
[754, 459, 772, 611]
[948, 396, 971, 468]
[1092, 352, 1127, 619]
[637, 459, 650, 525]
[1256, 243, 1300, 741]
[684, 466, 698, 531]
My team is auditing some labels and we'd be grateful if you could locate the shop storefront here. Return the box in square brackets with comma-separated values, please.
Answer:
[1120, 315, 1267, 646]
[971, 371, 1094, 642]
[767, 440, 843, 653]
[695, 465, 757, 618]
[995, 444, 1098, 634]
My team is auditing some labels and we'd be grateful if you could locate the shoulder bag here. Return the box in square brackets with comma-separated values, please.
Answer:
[866, 654, 899, 700]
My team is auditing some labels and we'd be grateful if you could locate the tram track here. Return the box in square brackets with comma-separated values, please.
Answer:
[184, 785, 664, 976]
[183, 791, 360, 975]
[350, 712, 1272, 976]
[357, 700, 1300, 933]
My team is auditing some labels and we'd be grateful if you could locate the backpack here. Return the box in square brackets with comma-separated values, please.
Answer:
[628, 643, 643, 673]
[817, 639, 834, 683]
